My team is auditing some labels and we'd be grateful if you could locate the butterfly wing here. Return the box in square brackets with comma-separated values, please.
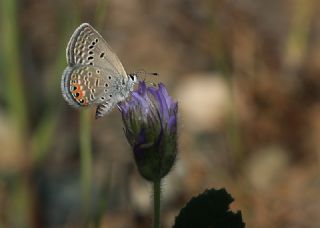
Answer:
[61, 65, 122, 110]
[66, 23, 127, 77]
[62, 23, 132, 118]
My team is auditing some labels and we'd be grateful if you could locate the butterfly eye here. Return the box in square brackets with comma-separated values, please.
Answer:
[75, 92, 80, 97]
[105, 83, 109, 87]
[71, 86, 77, 91]
[100, 53, 105, 58]
[79, 99, 84, 103]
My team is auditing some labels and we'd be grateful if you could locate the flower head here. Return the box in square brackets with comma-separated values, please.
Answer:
[118, 81, 178, 181]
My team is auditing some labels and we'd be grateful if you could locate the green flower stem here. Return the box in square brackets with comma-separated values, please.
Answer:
[80, 109, 92, 221]
[1, 0, 28, 137]
[153, 179, 161, 228]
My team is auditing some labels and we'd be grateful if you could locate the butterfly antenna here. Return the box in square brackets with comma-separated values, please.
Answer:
[135, 69, 146, 80]
[147, 72, 159, 76]
[135, 69, 159, 79]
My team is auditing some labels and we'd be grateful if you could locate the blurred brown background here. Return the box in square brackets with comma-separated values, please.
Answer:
[0, 0, 320, 227]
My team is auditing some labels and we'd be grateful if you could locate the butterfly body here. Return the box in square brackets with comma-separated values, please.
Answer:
[61, 23, 137, 118]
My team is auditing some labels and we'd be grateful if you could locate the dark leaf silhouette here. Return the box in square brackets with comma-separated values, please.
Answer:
[173, 188, 245, 228]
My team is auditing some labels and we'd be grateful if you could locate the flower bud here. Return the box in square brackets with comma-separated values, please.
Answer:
[118, 82, 178, 181]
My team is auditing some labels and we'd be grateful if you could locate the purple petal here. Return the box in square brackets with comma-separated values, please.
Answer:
[168, 115, 177, 131]
[118, 96, 139, 115]
[131, 91, 150, 116]
[137, 81, 147, 95]
[170, 101, 178, 115]
[148, 86, 170, 123]
[158, 83, 174, 109]
[117, 102, 129, 115]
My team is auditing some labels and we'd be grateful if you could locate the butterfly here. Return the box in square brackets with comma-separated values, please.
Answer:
[61, 23, 138, 119]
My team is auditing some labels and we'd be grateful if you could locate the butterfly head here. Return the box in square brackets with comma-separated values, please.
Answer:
[128, 73, 138, 83]
[126, 73, 138, 92]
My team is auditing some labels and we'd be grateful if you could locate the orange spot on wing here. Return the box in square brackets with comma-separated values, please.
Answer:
[71, 82, 89, 106]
